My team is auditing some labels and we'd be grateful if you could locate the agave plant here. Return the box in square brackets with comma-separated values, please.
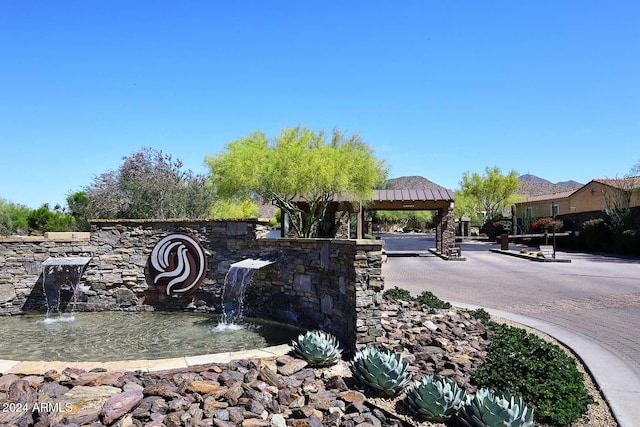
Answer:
[291, 330, 343, 367]
[458, 388, 536, 427]
[350, 346, 411, 396]
[405, 375, 465, 422]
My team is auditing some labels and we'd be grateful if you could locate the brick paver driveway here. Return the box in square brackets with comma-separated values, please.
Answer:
[381, 233, 640, 378]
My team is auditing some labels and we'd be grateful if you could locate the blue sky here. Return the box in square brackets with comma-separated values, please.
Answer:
[1, 1, 638, 209]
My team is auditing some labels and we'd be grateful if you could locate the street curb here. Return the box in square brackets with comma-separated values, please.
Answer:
[489, 248, 571, 262]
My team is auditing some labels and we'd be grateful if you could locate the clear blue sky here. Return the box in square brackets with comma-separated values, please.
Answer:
[1, 1, 638, 209]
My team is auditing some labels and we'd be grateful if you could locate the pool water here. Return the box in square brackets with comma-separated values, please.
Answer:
[0, 311, 303, 362]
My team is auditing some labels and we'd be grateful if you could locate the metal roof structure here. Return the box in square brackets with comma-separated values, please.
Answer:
[367, 188, 454, 210]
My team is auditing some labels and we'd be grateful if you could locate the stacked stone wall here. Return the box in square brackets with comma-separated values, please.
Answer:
[0, 220, 384, 351]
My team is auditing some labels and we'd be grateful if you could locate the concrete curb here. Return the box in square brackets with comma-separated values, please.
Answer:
[489, 248, 571, 262]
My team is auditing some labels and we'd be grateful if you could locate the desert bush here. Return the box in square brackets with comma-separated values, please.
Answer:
[414, 291, 451, 309]
[467, 308, 491, 323]
[383, 286, 413, 302]
[531, 217, 563, 232]
[580, 218, 612, 252]
[621, 229, 640, 256]
[473, 323, 595, 425]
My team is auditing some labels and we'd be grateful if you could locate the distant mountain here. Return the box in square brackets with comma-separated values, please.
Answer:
[518, 174, 552, 185]
[516, 174, 583, 197]
[518, 174, 582, 187]
[556, 180, 583, 188]
[385, 176, 449, 191]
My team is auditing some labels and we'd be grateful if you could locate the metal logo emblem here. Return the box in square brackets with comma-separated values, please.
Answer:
[148, 233, 207, 296]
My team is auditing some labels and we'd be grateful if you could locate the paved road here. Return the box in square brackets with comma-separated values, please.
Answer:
[380, 233, 640, 425]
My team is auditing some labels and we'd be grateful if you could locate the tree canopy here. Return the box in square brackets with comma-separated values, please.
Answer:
[206, 127, 387, 238]
[82, 147, 215, 219]
[458, 166, 521, 220]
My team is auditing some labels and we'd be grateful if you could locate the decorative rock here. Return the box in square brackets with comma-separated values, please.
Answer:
[340, 390, 366, 404]
[324, 376, 348, 391]
[258, 366, 281, 387]
[188, 380, 223, 394]
[100, 391, 144, 425]
[277, 359, 308, 376]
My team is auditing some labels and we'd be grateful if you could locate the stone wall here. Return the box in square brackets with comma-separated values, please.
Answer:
[0, 220, 384, 351]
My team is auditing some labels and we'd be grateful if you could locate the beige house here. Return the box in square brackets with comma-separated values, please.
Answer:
[514, 177, 640, 230]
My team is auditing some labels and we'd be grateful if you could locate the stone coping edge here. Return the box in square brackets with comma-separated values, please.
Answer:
[0, 344, 292, 376]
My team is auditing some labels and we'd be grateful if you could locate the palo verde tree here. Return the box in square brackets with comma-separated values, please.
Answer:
[458, 166, 521, 220]
[206, 126, 387, 238]
[82, 147, 215, 219]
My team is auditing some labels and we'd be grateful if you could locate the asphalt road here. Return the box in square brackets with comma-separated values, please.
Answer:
[380, 232, 640, 381]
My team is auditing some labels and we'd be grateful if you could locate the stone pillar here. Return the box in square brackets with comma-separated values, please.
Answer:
[435, 208, 444, 252]
[442, 208, 456, 256]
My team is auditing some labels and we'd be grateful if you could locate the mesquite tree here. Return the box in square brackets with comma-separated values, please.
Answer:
[206, 127, 387, 238]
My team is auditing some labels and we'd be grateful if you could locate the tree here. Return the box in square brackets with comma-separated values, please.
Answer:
[458, 166, 520, 220]
[601, 174, 640, 247]
[66, 191, 91, 231]
[83, 147, 215, 219]
[206, 127, 387, 238]
[453, 191, 484, 226]
[209, 199, 259, 219]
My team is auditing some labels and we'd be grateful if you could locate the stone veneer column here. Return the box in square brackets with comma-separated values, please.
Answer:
[435, 208, 444, 252]
[442, 208, 456, 256]
[352, 241, 384, 350]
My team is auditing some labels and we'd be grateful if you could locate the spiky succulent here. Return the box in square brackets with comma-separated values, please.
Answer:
[458, 388, 536, 427]
[406, 375, 465, 422]
[350, 346, 411, 396]
[291, 330, 343, 367]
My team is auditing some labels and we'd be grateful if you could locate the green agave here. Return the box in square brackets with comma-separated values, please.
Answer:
[406, 374, 465, 422]
[458, 388, 536, 427]
[291, 330, 343, 367]
[351, 346, 411, 396]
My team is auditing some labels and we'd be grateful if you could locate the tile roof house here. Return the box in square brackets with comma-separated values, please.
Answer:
[514, 177, 640, 226]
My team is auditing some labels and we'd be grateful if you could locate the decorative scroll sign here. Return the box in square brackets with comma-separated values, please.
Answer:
[148, 233, 207, 296]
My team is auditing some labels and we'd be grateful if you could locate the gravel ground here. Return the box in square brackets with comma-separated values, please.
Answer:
[366, 300, 618, 427]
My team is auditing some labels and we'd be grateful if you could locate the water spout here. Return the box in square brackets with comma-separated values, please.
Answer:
[41, 256, 91, 316]
[221, 258, 277, 323]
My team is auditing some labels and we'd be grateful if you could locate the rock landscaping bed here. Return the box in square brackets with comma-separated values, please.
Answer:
[0, 298, 616, 426]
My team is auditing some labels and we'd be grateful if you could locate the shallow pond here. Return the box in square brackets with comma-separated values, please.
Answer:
[0, 311, 303, 362]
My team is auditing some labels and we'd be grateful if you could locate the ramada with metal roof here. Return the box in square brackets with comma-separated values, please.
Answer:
[368, 188, 454, 210]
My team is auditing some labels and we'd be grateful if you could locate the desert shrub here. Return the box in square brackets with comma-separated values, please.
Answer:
[414, 291, 451, 309]
[580, 218, 612, 252]
[383, 287, 452, 310]
[0, 200, 30, 235]
[473, 323, 595, 425]
[621, 229, 640, 256]
[467, 308, 491, 323]
[383, 286, 413, 302]
[27, 205, 76, 233]
[493, 220, 511, 235]
[531, 217, 563, 232]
